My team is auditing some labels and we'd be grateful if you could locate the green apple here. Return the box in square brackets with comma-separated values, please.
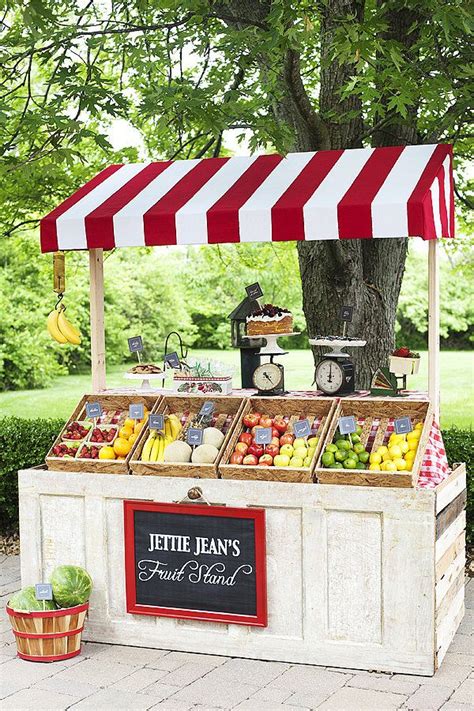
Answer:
[336, 439, 350, 451]
[322, 451, 335, 467]
[294, 446, 308, 459]
[280, 444, 294, 457]
[325, 443, 338, 453]
[293, 438, 307, 449]
[356, 425, 363, 436]
[289, 456, 304, 467]
[351, 434, 361, 444]
[308, 436, 319, 448]
[356, 461, 366, 469]
[303, 456, 312, 467]
[274, 454, 290, 467]
[330, 463, 341, 469]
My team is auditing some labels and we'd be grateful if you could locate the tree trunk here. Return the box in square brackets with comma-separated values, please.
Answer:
[215, 0, 422, 388]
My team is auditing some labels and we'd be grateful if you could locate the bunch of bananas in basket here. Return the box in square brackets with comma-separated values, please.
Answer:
[141, 414, 182, 462]
[47, 303, 81, 345]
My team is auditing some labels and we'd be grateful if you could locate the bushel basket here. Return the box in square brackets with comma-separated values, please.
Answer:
[6, 602, 88, 662]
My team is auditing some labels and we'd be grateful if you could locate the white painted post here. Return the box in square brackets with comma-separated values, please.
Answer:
[89, 249, 106, 392]
[428, 240, 440, 422]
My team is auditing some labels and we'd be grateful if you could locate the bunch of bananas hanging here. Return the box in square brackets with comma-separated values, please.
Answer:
[141, 414, 182, 462]
[47, 303, 82, 345]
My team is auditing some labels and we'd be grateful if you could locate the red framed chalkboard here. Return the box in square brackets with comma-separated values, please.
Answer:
[124, 500, 267, 626]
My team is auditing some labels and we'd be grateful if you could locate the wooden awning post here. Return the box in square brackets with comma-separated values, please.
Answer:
[89, 248, 106, 392]
[428, 239, 440, 422]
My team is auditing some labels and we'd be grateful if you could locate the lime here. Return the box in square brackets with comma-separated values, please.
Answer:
[358, 451, 370, 464]
[355, 425, 363, 436]
[322, 452, 335, 467]
[325, 443, 338, 453]
[344, 458, 357, 469]
[336, 439, 351, 451]
[356, 461, 366, 470]
[335, 449, 347, 462]
[353, 443, 365, 454]
[330, 463, 341, 469]
[351, 434, 361, 444]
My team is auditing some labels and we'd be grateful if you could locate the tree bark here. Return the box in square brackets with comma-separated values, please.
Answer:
[214, 0, 423, 388]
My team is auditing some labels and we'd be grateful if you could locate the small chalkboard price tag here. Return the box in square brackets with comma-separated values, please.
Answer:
[187, 428, 203, 446]
[35, 583, 53, 601]
[164, 352, 180, 369]
[293, 419, 311, 439]
[394, 417, 413, 435]
[128, 336, 143, 353]
[255, 427, 272, 445]
[339, 415, 357, 435]
[340, 305, 353, 322]
[199, 401, 215, 417]
[86, 401, 102, 419]
[129, 403, 144, 421]
[149, 414, 164, 432]
[245, 282, 263, 300]
[124, 500, 267, 626]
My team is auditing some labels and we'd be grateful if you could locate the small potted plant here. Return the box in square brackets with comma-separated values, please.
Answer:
[389, 347, 421, 376]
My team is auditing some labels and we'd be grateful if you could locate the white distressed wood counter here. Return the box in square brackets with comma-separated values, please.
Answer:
[18, 465, 466, 676]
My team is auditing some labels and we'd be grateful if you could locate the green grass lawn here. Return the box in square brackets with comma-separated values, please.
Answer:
[1, 350, 472, 428]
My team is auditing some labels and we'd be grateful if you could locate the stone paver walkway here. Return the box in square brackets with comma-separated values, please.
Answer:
[1, 555, 472, 710]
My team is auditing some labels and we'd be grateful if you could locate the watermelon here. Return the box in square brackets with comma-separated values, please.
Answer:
[50, 565, 93, 608]
[8, 586, 56, 612]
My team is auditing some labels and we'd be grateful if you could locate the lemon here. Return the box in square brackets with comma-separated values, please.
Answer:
[370, 452, 382, 464]
[128, 432, 138, 445]
[382, 452, 393, 462]
[405, 450, 415, 462]
[114, 437, 131, 457]
[119, 425, 133, 440]
[408, 439, 418, 451]
[394, 458, 407, 471]
[415, 422, 423, 430]
[407, 430, 420, 441]
[388, 445, 402, 459]
[405, 461, 413, 471]
[389, 434, 404, 444]
[400, 441, 409, 454]
[380, 461, 387, 471]
[123, 418, 136, 430]
[99, 446, 115, 460]
[385, 461, 397, 472]
[369, 463, 381, 471]
[377, 445, 388, 456]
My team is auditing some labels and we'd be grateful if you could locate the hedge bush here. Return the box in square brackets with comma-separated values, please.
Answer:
[0, 418, 472, 542]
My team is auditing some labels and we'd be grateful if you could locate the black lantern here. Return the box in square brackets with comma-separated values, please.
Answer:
[228, 298, 263, 388]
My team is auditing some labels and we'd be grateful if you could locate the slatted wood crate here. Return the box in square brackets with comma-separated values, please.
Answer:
[45, 393, 161, 474]
[219, 397, 335, 483]
[130, 395, 246, 478]
[315, 398, 433, 487]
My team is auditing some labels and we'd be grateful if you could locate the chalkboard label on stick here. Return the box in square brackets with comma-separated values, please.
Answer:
[187, 428, 203, 446]
[149, 414, 164, 432]
[293, 419, 311, 439]
[339, 415, 357, 435]
[394, 417, 413, 435]
[129, 403, 144, 421]
[340, 306, 353, 322]
[164, 352, 180, 369]
[86, 401, 102, 419]
[255, 427, 272, 445]
[245, 282, 263, 300]
[124, 500, 267, 626]
[35, 583, 53, 601]
[128, 336, 143, 353]
[200, 401, 215, 416]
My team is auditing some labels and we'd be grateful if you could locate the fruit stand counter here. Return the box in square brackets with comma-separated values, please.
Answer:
[18, 462, 466, 676]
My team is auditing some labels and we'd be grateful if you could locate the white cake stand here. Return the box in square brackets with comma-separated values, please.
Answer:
[247, 332, 301, 356]
[124, 371, 167, 390]
[309, 337, 366, 357]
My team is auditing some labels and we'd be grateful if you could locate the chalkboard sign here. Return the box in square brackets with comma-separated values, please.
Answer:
[255, 427, 272, 445]
[293, 419, 311, 439]
[124, 500, 267, 627]
[149, 414, 164, 431]
[394, 417, 413, 435]
[86, 401, 102, 419]
[35, 583, 53, 601]
[128, 336, 143, 353]
[129, 403, 144, 421]
[187, 428, 203, 446]
[164, 352, 181, 369]
[245, 282, 263, 300]
[339, 415, 357, 435]
[340, 305, 353, 322]
[199, 401, 215, 416]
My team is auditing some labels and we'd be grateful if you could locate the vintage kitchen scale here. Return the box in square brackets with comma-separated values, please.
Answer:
[247, 332, 300, 396]
[309, 307, 366, 396]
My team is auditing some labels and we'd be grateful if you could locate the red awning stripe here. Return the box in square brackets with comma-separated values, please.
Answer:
[39, 144, 454, 252]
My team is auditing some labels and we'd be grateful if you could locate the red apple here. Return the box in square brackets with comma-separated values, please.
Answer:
[266, 444, 280, 458]
[272, 427, 280, 439]
[243, 413, 260, 428]
[273, 417, 288, 434]
[271, 437, 280, 447]
[230, 451, 244, 464]
[248, 442, 264, 457]
[239, 432, 253, 446]
[259, 454, 273, 466]
[251, 425, 263, 436]
[235, 442, 249, 455]
[280, 433, 295, 446]
[260, 416, 273, 428]
[243, 454, 258, 466]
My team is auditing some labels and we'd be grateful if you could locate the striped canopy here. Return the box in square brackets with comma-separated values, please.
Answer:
[40, 143, 454, 253]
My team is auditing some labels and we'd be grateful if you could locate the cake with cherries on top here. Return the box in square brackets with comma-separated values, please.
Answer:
[246, 304, 293, 336]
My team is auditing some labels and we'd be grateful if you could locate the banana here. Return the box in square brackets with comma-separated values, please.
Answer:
[156, 436, 166, 462]
[168, 414, 182, 440]
[141, 432, 156, 462]
[150, 434, 162, 462]
[47, 309, 68, 344]
[57, 308, 81, 345]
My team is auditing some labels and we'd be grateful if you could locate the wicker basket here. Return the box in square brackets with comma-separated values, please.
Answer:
[6, 602, 88, 662]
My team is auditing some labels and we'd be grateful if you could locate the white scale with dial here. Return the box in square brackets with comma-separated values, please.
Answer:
[247, 332, 300, 396]
[308, 336, 366, 395]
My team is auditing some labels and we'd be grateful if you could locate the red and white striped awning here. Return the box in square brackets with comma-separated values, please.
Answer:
[40, 143, 454, 253]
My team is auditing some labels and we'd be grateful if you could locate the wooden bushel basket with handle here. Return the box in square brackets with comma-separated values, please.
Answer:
[6, 602, 88, 662]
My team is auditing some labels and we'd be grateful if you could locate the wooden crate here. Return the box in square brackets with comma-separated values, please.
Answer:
[219, 397, 336, 483]
[130, 395, 246, 478]
[315, 398, 433, 487]
[45, 393, 161, 474]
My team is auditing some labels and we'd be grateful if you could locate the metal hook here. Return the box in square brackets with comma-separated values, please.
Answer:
[55, 292, 65, 310]
[164, 331, 188, 362]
